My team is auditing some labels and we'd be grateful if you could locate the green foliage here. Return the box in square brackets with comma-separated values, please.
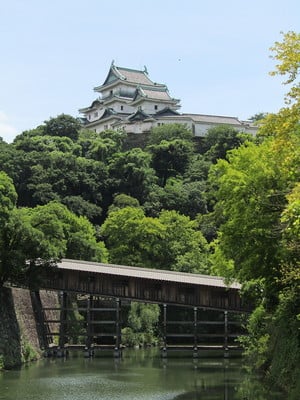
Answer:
[78, 128, 127, 162]
[183, 154, 212, 182]
[0, 180, 108, 287]
[122, 302, 160, 347]
[21, 341, 39, 363]
[108, 148, 157, 202]
[14, 148, 107, 222]
[0, 171, 17, 220]
[100, 207, 165, 267]
[209, 32, 300, 397]
[43, 114, 81, 141]
[108, 193, 141, 214]
[269, 31, 300, 103]
[280, 183, 300, 270]
[240, 287, 300, 396]
[14, 134, 81, 155]
[147, 123, 193, 145]
[248, 112, 268, 122]
[202, 125, 252, 162]
[209, 140, 286, 288]
[147, 139, 194, 185]
[143, 178, 208, 218]
[238, 304, 271, 371]
[101, 207, 210, 273]
[267, 288, 300, 392]
[158, 210, 210, 273]
[26, 201, 108, 262]
[0, 198, 48, 287]
[65, 297, 86, 344]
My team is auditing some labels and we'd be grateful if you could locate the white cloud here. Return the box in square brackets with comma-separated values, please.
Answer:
[0, 111, 18, 143]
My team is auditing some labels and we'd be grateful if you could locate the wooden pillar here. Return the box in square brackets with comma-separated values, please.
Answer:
[58, 291, 68, 356]
[114, 298, 122, 357]
[162, 303, 167, 358]
[193, 307, 198, 358]
[84, 295, 94, 357]
[224, 310, 229, 358]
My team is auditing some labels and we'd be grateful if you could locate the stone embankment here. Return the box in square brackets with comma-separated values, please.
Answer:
[0, 287, 57, 369]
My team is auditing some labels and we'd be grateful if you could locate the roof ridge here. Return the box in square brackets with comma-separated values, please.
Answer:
[182, 112, 238, 119]
[115, 65, 148, 74]
[61, 258, 230, 281]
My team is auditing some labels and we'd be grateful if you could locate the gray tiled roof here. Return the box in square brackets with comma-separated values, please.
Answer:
[141, 88, 173, 100]
[58, 259, 241, 289]
[116, 67, 155, 85]
[182, 114, 242, 125]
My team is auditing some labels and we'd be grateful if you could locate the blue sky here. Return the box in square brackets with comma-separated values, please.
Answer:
[0, 0, 299, 142]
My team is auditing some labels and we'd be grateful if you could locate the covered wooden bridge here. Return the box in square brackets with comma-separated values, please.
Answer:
[41, 259, 248, 312]
[34, 259, 250, 357]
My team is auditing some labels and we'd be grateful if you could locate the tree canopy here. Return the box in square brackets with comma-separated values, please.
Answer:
[208, 31, 300, 396]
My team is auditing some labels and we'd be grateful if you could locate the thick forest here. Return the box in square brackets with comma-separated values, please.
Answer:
[0, 32, 299, 397]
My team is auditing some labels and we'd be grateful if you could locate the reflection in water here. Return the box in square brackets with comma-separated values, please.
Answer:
[0, 349, 285, 400]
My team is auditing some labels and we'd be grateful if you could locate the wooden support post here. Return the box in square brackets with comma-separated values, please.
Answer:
[162, 303, 167, 358]
[84, 295, 94, 357]
[224, 310, 229, 358]
[193, 307, 198, 358]
[58, 291, 68, 356]
[114, 298, 122, 358]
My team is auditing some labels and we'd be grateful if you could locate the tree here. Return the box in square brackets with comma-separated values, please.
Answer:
[209, 32, 300, 396]
[14, 133, 81, 155]
[157, 210, 210, 273]
[209, 140, 286, 287]
[201, 125, 252, 163]
[0, 175, 108, 288]
[0, 171, 17, 220]
[43, 114, 81, 141]
[108, 148, 157, 202]
[183, 154, 212, 182]
[108, 193, 141, 214]
[26, 201, 108, 262]
[0, 172, 54, 287]
[269, 31, 300, 104]
[78, 129, 127, 162]
[147, 123, 193, 145]
[143, 178, 208, 218]
[122, 302, 160, 347]
[101, 207, 210, 273]
[100, 207, 165, 267]
[248, 112, 268, 122]
[147, 139, 194, 185]
[11, 148, 107, 223]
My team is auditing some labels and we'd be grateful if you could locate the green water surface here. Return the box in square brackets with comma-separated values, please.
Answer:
[0, 349, 285, 400]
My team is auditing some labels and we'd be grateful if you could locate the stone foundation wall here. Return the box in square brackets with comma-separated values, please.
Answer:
[0, 287, 58, 369]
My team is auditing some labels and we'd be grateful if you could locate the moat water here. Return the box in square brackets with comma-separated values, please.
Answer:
[0, 349, 285, 400]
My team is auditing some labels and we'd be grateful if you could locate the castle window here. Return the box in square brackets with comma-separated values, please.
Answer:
[110, 90, 113, 96]
[154, 105, 158, 110]
[120, 105, 124, 111]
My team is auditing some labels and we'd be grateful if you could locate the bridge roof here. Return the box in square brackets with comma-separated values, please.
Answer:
[58, 259, 241, 290]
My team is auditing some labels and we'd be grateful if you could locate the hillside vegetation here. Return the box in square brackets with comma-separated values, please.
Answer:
[0, 32, 299, 397]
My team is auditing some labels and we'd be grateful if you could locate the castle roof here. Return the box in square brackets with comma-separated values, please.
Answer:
[136, 87, 173, 101]
[126, 108, 155, 122]
[94, 62, 165, 91]
[182, 113, 243, 125]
